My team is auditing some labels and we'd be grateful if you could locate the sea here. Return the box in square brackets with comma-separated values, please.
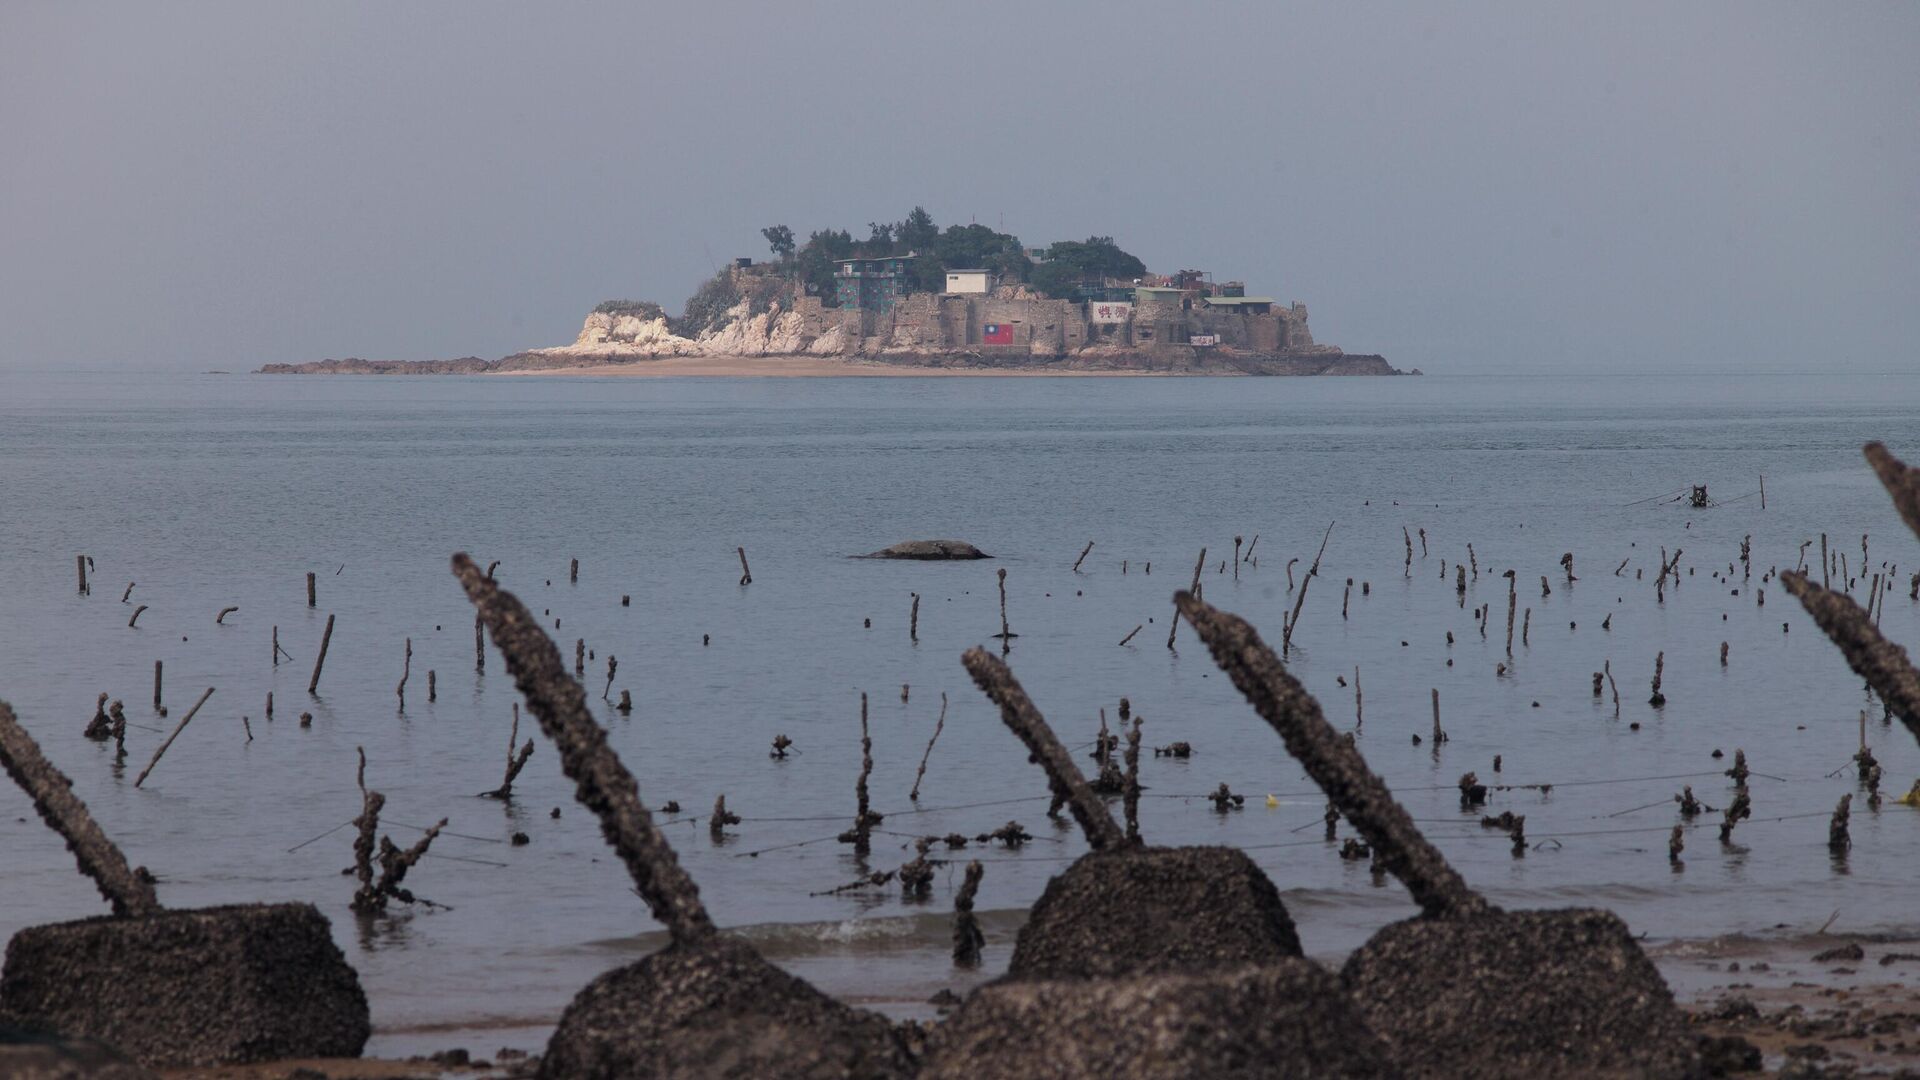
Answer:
[2, 367, 1918, 1056]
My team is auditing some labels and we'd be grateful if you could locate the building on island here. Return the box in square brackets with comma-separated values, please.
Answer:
[834, 255, 915, 311]
[1202, 295, 1275, 315]
[943, 269, 994, 294]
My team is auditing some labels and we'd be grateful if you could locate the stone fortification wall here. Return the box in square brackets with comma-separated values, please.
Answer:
[514, 288, 1346, 366]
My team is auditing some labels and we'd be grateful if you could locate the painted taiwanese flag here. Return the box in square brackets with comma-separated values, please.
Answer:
[982, 323, 1014, 345]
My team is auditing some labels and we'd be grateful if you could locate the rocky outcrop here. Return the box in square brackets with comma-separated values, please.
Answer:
[859, 540, 990, 560]
[539, 935, 913, 1080]
[920, 962, 1399, 1079]
[257, 283, 1412, 375]
[257, 356, 494, 374]
[1006, 847, 1302, 982]
[0, 903, 370, 1068]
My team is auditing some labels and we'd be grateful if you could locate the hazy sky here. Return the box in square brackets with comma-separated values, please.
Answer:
[3, 2, 1915, 373]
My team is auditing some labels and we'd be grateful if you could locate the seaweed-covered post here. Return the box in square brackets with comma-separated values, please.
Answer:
[909, 692, 947, 801]
[570, 557, 579, 584]
[838, 693, 881, 855]
[474, 613, 485, 674]
[952, 861, 985, 967]
[0, 700, 161, 917]
[483, 703, 535, 800]
[1123, 704, 1143, 843]
[993, 568, 1016, 645]
[1829, 794, 1852, 853]
[1174, 593, 1484, 918]
[961, 649, 1126, 852]
[909, 592, 920, 643]
[451, 553, 714, 943]
[1648, 652, 1666, 707]
[396, 638, 411, 712]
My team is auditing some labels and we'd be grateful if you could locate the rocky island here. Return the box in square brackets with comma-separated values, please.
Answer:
[260, 212, 1410, 377]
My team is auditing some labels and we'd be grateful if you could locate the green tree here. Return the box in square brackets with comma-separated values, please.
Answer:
[760, 224, 795, 261]
[896, 206, 939, 253]
[796, 228, 854, 303]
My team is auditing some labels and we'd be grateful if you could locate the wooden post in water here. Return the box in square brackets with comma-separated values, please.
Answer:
[309, 614, 335, 695]
[134, 687, 214, 788]
[307, 571, 316, 608]
[1072, 541, 1094, 573]
[736, 547, 752, 586]
[76, 555, 88, 595]
[909, 593, 919, 643]
[396, 638, 411, 712]
[475, 613, 485, 674]
[152, 661, 162, 712]
[570, 557, 579, 584]
[1759, 474, 1766, 510]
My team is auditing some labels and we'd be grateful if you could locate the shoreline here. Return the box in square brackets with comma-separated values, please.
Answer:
[489, 354, 1181, 378]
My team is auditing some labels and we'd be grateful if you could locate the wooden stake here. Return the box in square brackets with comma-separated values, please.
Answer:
[1072, 541, 1094, 573]
[307, 571, 316, 608]
[76, 554, 88, 595]
[128, 605, 148, 628]
[309, 614, 335, 695]
[153, 660, 162, 712]
[910, 592, 920, 643]
[475, 613, 485, 673]
[396, 637, 411, 712]
[1759, 473, 1766, 510]
[1168, 547, 1207, 649]
[134, 687, 214, 788]
[1118, 624, 1142, 646]
[216, 606, 238, 625]
[570, 557, 579, 584]
[737, 546, 752, 586]
[1283, 523, 1334, 655]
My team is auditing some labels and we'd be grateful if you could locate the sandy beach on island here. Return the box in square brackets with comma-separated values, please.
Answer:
[488, 354, 1175, 377]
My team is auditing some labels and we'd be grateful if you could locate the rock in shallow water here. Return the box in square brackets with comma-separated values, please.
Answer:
[859, 540, 990, 560]
[540, 935, 913, 1080]
[921, 961, 1399, 1079]
[0, 903, 368, 1068]
[1340, 908, 1694, 1079]
[1009, 846, 1302, 981]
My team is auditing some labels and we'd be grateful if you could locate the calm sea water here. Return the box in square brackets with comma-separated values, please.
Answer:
[3, 368, 1918, 1054]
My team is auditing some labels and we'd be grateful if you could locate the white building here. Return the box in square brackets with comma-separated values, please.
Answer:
[943, 269, 994, 294]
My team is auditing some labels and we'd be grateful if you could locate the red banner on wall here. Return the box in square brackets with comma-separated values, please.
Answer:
[982, 323, 1013, 345]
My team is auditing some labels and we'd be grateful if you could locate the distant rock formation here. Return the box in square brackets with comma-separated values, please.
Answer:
[258, 280, 1411, 376]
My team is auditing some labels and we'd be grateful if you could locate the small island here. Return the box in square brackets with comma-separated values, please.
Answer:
[260, 210, 1409, 376]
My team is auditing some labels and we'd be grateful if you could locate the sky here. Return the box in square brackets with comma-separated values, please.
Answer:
[2, 2, 1916, 374]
